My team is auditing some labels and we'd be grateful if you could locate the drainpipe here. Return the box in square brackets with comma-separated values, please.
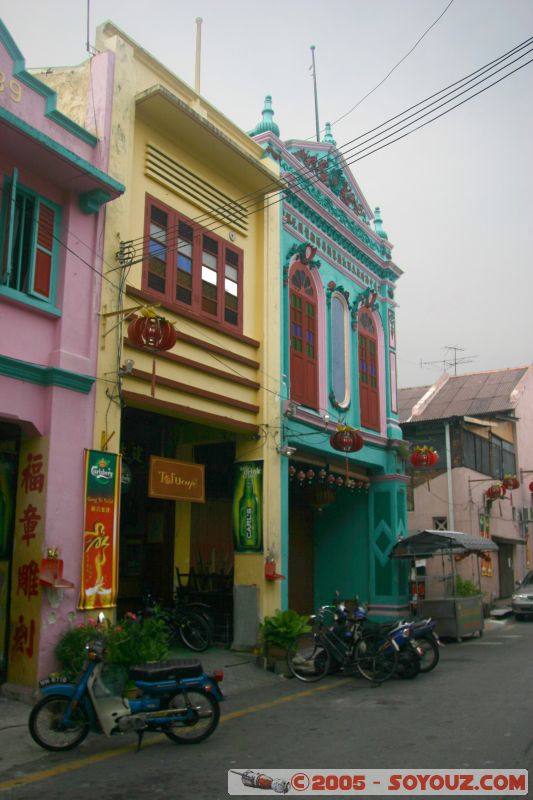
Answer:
[445, 422, 455, 530]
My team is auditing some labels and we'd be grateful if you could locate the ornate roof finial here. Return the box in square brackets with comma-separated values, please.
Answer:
[249, 95, 280, 137]
[323, 122, 336, 146]
[373, 207, 388, 240]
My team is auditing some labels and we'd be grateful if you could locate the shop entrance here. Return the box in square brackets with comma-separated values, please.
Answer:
[288, 492, 314, 616]
[0, 422, 20, 683]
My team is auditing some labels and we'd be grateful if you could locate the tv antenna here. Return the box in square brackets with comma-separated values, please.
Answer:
[420, 345, 476, 376]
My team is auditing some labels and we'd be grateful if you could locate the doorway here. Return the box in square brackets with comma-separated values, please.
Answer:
[498, 543, 514, 598]
[288, 493, 314, 615]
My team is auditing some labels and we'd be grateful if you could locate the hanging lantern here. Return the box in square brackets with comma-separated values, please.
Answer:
[410, 446, 438, 467]
[327, 474, 336, 486]
[318, 468, 327, 482]
[502, 474, 520, 491]
[306, 468, 315, 484]
[308, 484, 336, 512]
[486, 483, 505, 500]
[335, 476, 344, 487]
[330, 426, 364, 453]
[297, 470, 306, 485]
[288, 465, 296, 481]
[529, 480, 533, 493]
[127, 313, 177, 396]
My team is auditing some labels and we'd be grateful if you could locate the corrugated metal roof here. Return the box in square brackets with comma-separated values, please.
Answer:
[398, 367, 528, 422]
[397, 385, 431, 422]
[389, 529, 499, 557]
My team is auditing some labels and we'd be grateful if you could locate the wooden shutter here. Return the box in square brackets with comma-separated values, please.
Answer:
[2, 168, 18, 286]
[290, 268, 318, 410]
[358, 310, 380, 430]
[31, 202, 55, 299]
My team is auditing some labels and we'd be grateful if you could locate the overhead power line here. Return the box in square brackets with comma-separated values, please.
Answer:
[330, 0, 456, 128]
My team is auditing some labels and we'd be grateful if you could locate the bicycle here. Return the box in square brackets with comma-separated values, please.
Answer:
[139, 594, 212, 653]
[286, 603, 399, 684]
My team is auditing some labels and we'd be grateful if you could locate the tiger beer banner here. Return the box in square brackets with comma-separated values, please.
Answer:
[79, 450, 121, 610]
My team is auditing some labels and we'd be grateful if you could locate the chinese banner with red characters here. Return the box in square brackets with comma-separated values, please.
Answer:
[8, 439, 48, 686]
[79, 450, 121, 610]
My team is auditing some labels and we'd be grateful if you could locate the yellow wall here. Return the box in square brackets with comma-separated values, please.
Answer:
[93, 23, 283, 620]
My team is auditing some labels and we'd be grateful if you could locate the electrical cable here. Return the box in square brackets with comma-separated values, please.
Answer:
[329, 0, 456, 128]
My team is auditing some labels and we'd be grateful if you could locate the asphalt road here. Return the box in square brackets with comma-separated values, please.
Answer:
[1, 617, 531, 799]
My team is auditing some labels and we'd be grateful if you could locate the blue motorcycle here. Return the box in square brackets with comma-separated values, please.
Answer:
[29, 637, 224, 752]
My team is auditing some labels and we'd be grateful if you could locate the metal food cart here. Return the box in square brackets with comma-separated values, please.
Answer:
[389, 530, 499, 641]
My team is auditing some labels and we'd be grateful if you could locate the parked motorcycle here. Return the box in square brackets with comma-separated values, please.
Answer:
[408, 618, 441, 673]
[29, 632, 224, 752]
[333, 593, 424, 679]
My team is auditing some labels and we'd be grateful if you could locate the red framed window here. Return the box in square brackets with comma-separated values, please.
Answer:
[290, 266, 318, 411]
[144, 196, 243, 331]
[358, 308, 380, 431]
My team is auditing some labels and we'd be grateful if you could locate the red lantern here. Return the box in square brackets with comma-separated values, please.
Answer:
[127, 316, 177, 350]
[502, 475, 520, 491]
[529, 481, 533, 493]
[486, 483, 505, 500]
[410, 447, 438, 467]
[329, 427, 364, 453]
[127, 314, 177, 396]
[410, 450, 429, 467]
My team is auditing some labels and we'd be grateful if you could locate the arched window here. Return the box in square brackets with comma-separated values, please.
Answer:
[358, 308, 380, 430]
[330, 293, 350, 408]
[290, 266, 318, 410]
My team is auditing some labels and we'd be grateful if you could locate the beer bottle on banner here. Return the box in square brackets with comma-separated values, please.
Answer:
[238, 477, 261, 551]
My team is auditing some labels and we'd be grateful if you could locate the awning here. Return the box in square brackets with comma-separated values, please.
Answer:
[389, 529, 499, 559]
[490, 534, 526, 546]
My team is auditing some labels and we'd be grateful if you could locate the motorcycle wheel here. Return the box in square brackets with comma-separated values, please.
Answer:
[162, 689, 220, 744]
[355, 633, 398, 683]
[286, 633, 331, 682]
[177, 611, 212, 652]
[418, 635, 440, 673]
[29, 695, 90, 752]
[395, 647, 421, 679]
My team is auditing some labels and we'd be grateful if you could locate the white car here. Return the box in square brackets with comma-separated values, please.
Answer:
[512, 571, 533, 620]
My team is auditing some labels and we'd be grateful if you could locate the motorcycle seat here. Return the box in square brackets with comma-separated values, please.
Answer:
[129, 658, 204, 682]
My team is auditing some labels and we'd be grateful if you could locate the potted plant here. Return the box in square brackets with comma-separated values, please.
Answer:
[54, 610, 170, 683]
[259, 609, 311, 674]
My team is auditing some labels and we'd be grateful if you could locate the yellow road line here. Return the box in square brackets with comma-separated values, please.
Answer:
[0, 678, 346, 792]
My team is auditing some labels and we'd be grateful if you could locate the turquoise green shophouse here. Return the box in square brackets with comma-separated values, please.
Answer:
[251, 99, 409, 620]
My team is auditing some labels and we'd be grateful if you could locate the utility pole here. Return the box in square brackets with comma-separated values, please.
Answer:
[420, 346, 476, 376]
[195, 18, 203, 94]
[310, 45, 320, 143]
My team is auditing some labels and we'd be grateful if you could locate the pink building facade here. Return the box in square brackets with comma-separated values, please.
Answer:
[0, 20, 123, 691]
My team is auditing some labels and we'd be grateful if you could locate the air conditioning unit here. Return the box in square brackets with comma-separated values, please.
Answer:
[520, 507, 533, 523]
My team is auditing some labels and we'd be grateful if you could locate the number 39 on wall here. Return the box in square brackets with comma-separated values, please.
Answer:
[0, 71, 22, 102]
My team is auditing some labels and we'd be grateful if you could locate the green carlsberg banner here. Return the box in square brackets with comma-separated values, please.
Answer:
[233, 461, 263, 553]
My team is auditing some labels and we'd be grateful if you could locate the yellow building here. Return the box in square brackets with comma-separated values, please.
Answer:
[65, 22, 283, 644]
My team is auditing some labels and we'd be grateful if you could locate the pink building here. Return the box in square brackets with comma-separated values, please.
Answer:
[0, 20, 123, 693]
[399, 366, 533, 609]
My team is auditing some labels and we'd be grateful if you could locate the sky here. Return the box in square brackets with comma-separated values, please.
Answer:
[2, 0, 532, 389]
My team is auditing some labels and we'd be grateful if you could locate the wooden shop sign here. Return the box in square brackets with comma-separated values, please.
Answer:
[148, 456, 205, 502]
